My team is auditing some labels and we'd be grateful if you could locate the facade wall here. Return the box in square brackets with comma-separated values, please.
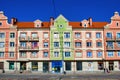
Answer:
[1, 11, 120, 73]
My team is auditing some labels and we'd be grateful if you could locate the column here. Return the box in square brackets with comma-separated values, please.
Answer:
[114, 61, 119, 71]
[26, 62, 31, 71]
[38, 62, 42, 72]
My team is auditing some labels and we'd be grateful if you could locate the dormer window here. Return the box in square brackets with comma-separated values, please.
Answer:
[34, 19, 42, 28]
[117, 22, 119, 27]
[0, 22, 2, 26]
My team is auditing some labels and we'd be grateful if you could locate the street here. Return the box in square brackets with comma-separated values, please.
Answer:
[0, 72, 120, 80]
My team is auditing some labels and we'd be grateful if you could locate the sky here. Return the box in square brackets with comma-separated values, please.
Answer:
[0, 0, 120, 22]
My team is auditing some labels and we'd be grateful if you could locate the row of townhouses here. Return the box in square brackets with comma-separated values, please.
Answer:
[0, 11, 120, 73]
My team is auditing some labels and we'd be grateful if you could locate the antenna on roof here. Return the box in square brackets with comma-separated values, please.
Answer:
[52, 0, 57, 17]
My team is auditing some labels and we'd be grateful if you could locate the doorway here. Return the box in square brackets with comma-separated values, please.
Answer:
[0, 62, 4, 70]
[109, 61, 114, 70]
[43, 62, 49, 72]
[20, 62, 26, 70]
[52, 61, 62, 73]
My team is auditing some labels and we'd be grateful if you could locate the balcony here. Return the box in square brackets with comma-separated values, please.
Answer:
[19, 46, 39, 51]
[116, 37, 120, 41]
[106, 37, 115, 41]
[28, 36, 39, 41]
[106, 46, 120, 50]
[19, 36, 28, 41]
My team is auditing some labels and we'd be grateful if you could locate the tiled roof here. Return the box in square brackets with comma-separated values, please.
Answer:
[16, 21, 108, 29]
[69, 22, 108, 28]
[16, 22, 50, 28]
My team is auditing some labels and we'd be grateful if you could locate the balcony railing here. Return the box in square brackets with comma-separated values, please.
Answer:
[116, 37, 120, 41]
[19, 46, 39, 51]
[106, 37, 115, 41]
[19, 36, 39, 41]
[19, 37, 28, 41]
[28, 36, 39, 41]
[106, 46, 120, 50]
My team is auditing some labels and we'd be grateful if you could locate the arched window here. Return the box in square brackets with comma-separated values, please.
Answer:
[117, 22, 119, 27]
[0, 22, 2, 26]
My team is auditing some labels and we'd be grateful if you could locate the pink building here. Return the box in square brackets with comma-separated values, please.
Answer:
[70, 18, 108, 71]
[104, 12, 120, 71]
[0, 11, 17, 72]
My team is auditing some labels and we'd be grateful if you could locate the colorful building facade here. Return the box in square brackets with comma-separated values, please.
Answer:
[0, 11, 120, 73]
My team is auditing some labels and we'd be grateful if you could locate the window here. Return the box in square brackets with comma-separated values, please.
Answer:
[65, 62, 71, 71]
[20, 52, 26, 57]
[86, 33, 91, 38]
[75, 33, 81, 38]
[97, 51, 102, 57]
[86, 42, 92, 47]
[44, 32, 48, 38]
[0, 22, 2, 26]
[108, 51, 114, 57]
[96, 32, 101, 38]
[32, 33, 37, 38]
[32, 62, 38, 71]
[43, 42, 48, 48]
[43, 52, 48, 57]
[106, 32, 112, 38]
[76, 52, 82, 57]
[31, 52, 37, 57]
[87, 51, 92, 58]
[0, 42, 5, 48]
[10, 33, 15, 38]
[0, 52, 4, 58]
[54, 42, 59, 47]
[9, 52, 14, 58]
[64, 32, 70, 38]
[117, 42, 120, 47]
[54, 52, 59, 57]
[118, 51, 120, 56]
[20, 42, 26, 47]
[117, 33, 120, 38]
[59, 25, 63, 28]
[64, 42, 70, 48]
[0, 33, 5, 38]
[75, 42, 81, 47]
[65, 52, 70, 57]
[96, 42, 102, 47]
[10, 42, 14, 47]
[20, 33, 26, 38]
[32, 42, 38, 48]
[54, 32, 59, 38]
[9, 62, 14, 70]
[107, 42, 113, 48]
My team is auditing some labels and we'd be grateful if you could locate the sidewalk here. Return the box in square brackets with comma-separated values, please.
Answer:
[1, 71, 120, 75]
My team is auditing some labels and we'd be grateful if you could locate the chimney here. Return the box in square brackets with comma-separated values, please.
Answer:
[89, 17, 92, 26]
[50, 17, 54, 26]
[11, 18, 17, 25]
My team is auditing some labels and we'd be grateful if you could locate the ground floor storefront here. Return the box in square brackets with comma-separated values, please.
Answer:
[1, 60, 120, 73]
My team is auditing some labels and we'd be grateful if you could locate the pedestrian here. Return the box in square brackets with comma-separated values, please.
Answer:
[104, 68, 106, 73]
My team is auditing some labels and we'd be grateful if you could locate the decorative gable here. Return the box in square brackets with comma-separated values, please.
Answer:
[81, 19, 89, 27]
[54, 14, 69, 30]
[34, 19, 42, 28]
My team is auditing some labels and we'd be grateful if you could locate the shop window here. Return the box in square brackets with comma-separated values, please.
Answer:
[9, 62, 14, 70]
[32, 62, 38, 71]
[65, 62, 71, 71]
